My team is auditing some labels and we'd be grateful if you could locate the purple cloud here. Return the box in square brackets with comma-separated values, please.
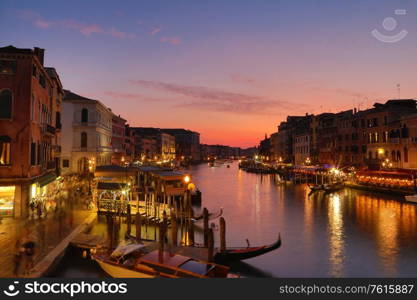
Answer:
[19, 10, 52, 29]
[129, 80, 307, 115]
[150, 27, 161, 35]
[230, 74, 256, 85]
[160, 36, 181, 45]
[18, 10, 136, 39]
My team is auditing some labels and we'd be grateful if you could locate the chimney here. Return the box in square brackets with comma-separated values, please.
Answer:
[33, 47, 45, 65]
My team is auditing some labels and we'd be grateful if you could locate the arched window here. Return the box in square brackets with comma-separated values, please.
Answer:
[391, 150, 396, 162]
[397, 150, 401, 162]
[81, 132, 88, 148]
[81, 108, 88, 123]
[0, 90, 12, 119]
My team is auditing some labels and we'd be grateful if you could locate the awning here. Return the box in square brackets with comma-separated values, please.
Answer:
[0, 135, 11, 142]
[97, 182, 126, 190]
[37, 172, 57, 187]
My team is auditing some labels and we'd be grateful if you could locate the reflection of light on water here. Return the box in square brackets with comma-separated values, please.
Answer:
[354, 195, 401, 276]
[328, 193, 345, 277]
[303, 188, 314, 247]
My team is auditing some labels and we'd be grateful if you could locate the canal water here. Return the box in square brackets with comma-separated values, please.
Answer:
[52, 162, 417, 277]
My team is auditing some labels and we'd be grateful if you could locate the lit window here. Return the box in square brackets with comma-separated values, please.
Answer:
[0, 60, 17, 74]
[0, 186, 15, 216]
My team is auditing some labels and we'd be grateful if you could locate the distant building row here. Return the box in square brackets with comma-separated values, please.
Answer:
[259, 99, 417, 170]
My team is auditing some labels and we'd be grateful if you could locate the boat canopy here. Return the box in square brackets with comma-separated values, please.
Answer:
[111, 243, 146, 258]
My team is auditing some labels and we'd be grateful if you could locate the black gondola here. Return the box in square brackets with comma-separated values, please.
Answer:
[214, 234, 281, 262]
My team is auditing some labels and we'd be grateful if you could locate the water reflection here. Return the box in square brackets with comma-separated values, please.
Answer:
[327, 193, 345, 277]
[191, 162, 417, 277]
[55, 162, 417, 277]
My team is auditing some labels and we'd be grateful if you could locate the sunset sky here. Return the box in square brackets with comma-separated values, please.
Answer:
[1, 0, 417, 147]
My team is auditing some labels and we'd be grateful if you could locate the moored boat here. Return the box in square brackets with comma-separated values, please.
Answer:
[93, 242, 233, 278]
[323, 182, 344, 194]
[308, 182, 344, 195]
[405, 194, 417, 203]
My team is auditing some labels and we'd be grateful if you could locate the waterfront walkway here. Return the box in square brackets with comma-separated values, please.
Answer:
[0, 196, 94, 278]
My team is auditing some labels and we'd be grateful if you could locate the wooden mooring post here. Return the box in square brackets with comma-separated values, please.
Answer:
[158, 211, 168, 262]
[113, 216, 120, 248]
[203, 207, 209, 247]
[107, 214, 113, 252]
[219, 217, 226, 252]
[207, 224, 214, 262]
[158, 222, 164, 262]
[171, 209, 178, 246]
[135, 211, 142, 241]
[126, 204, 131, 235]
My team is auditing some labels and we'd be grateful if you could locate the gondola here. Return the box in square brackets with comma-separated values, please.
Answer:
[323, 183, 344, 194]
[214, 234, 281, 262]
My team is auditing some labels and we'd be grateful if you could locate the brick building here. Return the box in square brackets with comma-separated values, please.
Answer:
[0, 45, 62, 217]
[111, 114, 127, 165]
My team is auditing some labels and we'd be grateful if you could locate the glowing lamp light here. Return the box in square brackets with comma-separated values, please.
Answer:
[378, 148, 385, 155]
[184, 175, 191, 183]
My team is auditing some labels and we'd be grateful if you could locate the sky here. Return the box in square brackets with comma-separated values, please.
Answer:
[1, 0, 417, 148]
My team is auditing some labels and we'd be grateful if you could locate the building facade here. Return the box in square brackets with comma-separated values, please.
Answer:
[0, 45, 62, 217]
[161, 129, 200, 162]
[123, 125, 136, 164]
[133, 127, 176, 161]
[111, 114, 127, 165]
[265, 99, 417, 170]
[61, 90, 113, 175]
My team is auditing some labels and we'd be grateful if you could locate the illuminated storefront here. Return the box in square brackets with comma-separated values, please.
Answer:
[29, 174, 62, 213]
[0, 186, 15, 216]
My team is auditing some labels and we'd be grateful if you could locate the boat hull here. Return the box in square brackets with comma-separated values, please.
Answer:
[405, 195, 417, 203]
[214, 236, 281, 262]
[95, 258, 155, 278]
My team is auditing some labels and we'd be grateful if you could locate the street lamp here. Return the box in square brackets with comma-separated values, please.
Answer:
[184, 175, 191, 183]
[382, 158, 393, 169]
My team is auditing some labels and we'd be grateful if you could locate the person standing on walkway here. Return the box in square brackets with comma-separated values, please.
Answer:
[13, 239, 22, 276]
[20, 227, 36, 275]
